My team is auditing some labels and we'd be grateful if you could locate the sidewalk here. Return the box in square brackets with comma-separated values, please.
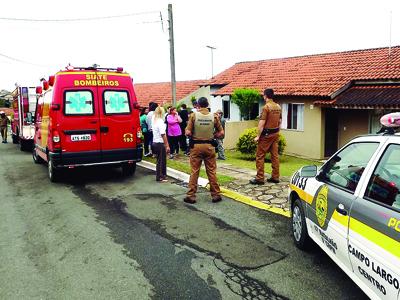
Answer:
[172, 155, 291, 215]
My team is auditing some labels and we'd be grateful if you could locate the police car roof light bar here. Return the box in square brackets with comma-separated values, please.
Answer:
[380, 113, 400, 128]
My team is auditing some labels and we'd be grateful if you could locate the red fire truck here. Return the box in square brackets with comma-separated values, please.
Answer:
[11, 86, 37, 151]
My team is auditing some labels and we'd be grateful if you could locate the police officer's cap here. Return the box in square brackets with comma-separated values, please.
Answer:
[197, 97, 209, 108]
[263, 88, 274, 99]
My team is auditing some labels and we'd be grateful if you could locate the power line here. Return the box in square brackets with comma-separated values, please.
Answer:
[0, 10, 160, 22]
[0, 52, 51, 68]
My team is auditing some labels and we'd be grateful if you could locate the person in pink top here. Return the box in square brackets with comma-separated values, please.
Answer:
[167, 107, 182, 158]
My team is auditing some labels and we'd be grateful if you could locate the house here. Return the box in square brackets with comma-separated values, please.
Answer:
[134, 80, 208, 108]
[207, 46, 400, 159]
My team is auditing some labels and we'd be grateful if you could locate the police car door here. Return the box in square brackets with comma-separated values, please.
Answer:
[311, 141, 380, 273]
[349, 141, 400, 299]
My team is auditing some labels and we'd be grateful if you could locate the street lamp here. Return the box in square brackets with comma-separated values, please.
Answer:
[206, 45, 216, 78]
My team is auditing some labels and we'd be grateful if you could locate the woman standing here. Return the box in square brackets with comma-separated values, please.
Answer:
[166, 107, 182, 159]
[152, 107, 170, 182]
[140, 107, 150, 156]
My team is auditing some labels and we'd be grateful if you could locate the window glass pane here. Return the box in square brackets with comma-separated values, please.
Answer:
[365, 144, 400, 208]
[281, 103, 288, 129]
[321, 142, 379, 192]
[292, 105, 298, 129]
[223, 100, 230, 119]
[104, 91, 130, 114]
[65, 91, 93, 115]
[287, 104, 293, 129]
[282, 103, 304, 130]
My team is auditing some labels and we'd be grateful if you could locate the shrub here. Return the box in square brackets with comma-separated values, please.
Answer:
[231, 88, 261, 120]
[236, 128, 286, 159]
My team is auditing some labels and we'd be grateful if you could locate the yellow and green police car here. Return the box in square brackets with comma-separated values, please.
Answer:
[289, 114, 400, 300]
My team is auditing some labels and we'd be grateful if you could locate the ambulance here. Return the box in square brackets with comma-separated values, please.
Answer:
[11, 86, 37, 151]
[289, 113, 400, 299]
[33, 65, 142, 181]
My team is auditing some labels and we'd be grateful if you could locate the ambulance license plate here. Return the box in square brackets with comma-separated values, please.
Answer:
[71, 134, 91, 142]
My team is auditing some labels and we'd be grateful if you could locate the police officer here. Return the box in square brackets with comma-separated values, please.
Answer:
[250, 88, 282, 184]
[0, 111, 9, 143]
[184, 97, 224, 204]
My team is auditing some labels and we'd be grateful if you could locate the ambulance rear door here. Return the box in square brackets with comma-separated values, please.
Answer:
[96, 74, 138, 162]
[59, 88, 102, 165]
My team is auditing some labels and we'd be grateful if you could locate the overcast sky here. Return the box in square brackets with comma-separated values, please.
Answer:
[0, 0, 399, 91]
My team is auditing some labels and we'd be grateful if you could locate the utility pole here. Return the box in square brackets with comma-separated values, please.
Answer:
[206, 45, 216, 78]
[168, 4, 176, 105]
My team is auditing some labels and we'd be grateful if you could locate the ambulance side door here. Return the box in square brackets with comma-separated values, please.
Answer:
[309, 142, 380, 273]
[349, 143, 400, 299]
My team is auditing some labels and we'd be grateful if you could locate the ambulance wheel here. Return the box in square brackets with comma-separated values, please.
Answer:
[12, 134, 19, 144]
[20, 140, 28, 151]
[32, 147, 44, 164]
[122, 162, 136, 176]
[292, 198, 311, 250]
[48, 159, 60, 182]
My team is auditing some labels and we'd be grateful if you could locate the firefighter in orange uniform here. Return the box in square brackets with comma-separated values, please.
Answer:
[184, 97, 224, 204]
[250, 88, 282, 184]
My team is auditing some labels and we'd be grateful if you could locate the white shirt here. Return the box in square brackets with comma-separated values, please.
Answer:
[152, 117, 166, 143]
[146, 111, 154, 131]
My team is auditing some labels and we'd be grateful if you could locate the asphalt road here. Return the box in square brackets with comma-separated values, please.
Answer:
[0, 142, 367, 300]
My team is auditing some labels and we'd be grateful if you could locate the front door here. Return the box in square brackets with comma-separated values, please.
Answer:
[349, 143, 400, 299]
[324, 109, 338, 157]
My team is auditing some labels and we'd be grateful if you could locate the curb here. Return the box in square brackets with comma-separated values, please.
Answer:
[137, 161, 291, 218]
[138, 161, 208, 187]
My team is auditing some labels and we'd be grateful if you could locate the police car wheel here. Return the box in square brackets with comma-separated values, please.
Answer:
[292, 198, 310, 250]
[48, 159, 60, 182]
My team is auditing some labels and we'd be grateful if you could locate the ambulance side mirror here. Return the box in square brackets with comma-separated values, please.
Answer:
[26, 112, 33, 123]
[299, 165, 318, 177]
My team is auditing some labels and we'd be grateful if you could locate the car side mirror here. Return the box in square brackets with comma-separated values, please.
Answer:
[299, 165, 318, 177]
[26, 112, 33, 123]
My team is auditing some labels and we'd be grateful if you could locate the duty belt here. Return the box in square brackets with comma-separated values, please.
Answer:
[192, 139, 213, 144]
[190, 139, 218, 148]
[262, 127, 279, 135]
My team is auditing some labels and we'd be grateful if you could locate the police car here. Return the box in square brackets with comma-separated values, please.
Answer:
[289, 113, 400, 300]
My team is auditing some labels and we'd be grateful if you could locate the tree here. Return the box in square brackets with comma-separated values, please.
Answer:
[231, 88, 261, 120]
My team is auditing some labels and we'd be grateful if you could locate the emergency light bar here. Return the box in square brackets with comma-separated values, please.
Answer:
[70, 66, 124, 72]
[380, 112, 400, 127]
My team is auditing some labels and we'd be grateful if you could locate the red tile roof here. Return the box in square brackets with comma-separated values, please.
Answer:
[315, 84, 400, 108]
[210, 46, 400, 97]
[134, 80, 205, 107]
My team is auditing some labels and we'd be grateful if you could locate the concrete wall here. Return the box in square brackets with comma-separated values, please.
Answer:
[337, 109, 369, 148]
[224, 120, 258, 149]
[223, 99, 324, 159]
[280, 99, 324, 159]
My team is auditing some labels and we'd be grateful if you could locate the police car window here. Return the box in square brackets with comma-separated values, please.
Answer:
[65, 91, 94, 115]
[321, 142, 379, 192]
[104, 91, 130, 114]
[365, 144, 400, 209]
